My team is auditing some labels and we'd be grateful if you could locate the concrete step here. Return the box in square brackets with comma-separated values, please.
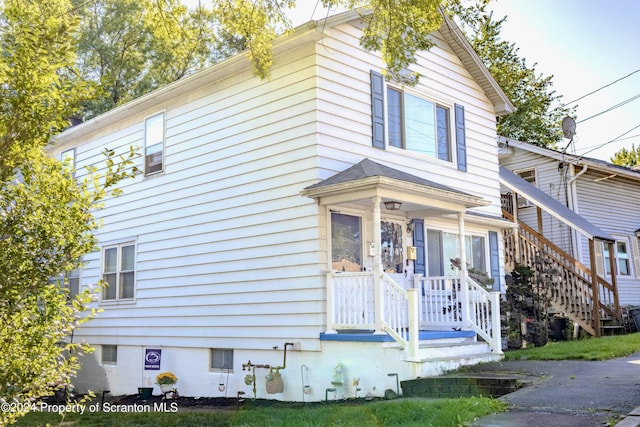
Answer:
[401, 374, 523, 399]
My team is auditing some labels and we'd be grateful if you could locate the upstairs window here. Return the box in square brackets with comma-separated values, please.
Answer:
[145, 112, 164, 175]
[103, 242, 136, 301]
[370, 70, 466, 170]
[387, 87, 451, 161]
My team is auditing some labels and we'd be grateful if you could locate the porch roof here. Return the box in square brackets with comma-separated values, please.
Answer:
[499, 165, 615, 242]
[302, 159, 489, 212]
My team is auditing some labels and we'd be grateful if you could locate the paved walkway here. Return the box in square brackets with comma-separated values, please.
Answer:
[469, 352, 640, 427]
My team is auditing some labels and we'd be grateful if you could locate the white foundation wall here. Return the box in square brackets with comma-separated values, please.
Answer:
[77, 342, 417, 402]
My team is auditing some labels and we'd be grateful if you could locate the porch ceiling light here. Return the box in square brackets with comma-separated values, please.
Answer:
[384, 200, 402, 211]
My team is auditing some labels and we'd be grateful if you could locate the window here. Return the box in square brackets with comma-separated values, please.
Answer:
[61, 147, 75, 167]
[145, 112, 164, 175]
[210, 349, 233, 371]
[102, 345, 117, 365]
[604, 240, 631, 276]
[102, 242, 135, 300]
[426, 230, 487, 276]
[65, 267, 80, 301]
[370, 71, 467, 170]
[516, 168, 536, 208]
[387, 87, 451, 161]
[331, 213, 363, 272]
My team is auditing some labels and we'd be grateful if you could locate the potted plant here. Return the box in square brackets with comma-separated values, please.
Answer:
[156, 371, 178, 393]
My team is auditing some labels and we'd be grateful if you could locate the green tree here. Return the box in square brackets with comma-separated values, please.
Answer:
[0, 1, 136, 424]
[73, 0, 223, 118]
[450, 0, 573, 148]
[611, 143, 640, 167]
[0, 0, 92, 175]
[214, 0, 444, 85]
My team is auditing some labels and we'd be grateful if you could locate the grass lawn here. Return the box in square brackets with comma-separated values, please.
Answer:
[504, 331, 640, 361]
[15, 396, 505, 427]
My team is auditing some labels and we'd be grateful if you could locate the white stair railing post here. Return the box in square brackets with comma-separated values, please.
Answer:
[458, 213, 471, 328]
[490, 291, 503, 354]
[326, 271, 337, 333]
[372, 196, 385, 334]
[407, 288, 420, 361]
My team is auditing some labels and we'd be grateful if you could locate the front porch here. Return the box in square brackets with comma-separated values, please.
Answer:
[323, 271, 502, 360]
[301, 159, 507, 372]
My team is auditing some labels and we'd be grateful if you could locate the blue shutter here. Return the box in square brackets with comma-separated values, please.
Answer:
[413, 219, 425, 275]
[370, 70, 385, 149]
[489, 231, 500, 291]
[455, 103, 467, 171]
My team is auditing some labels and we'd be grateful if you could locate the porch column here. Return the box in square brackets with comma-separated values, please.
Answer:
[372, 196, 385, 334]
[458, 212, 471, 328]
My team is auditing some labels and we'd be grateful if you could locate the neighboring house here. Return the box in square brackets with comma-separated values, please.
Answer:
[499, 138, 640, 335]
[53, 10, 514, 401]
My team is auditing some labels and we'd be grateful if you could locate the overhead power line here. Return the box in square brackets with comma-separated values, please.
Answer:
[579, 123, 640, 157]
[564, 68, 640, 106]
[576, 92, 640, 124]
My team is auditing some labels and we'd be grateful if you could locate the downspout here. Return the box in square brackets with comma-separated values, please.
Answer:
[568, 162, 588, 187]
[567, 162, 588, 263]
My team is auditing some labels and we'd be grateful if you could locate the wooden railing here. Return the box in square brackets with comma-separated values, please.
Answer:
[502, 210, 621, 336]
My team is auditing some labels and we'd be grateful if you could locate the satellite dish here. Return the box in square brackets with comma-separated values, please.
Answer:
[562, 116, 576, 139]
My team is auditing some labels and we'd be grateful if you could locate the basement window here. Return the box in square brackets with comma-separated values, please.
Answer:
[210, 349, 234, 372]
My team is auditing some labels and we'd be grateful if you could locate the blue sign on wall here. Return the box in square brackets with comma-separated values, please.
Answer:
[144, 348, 161, 370]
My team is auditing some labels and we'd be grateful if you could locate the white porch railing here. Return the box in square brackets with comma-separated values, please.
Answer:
[326, 271, 502, 355]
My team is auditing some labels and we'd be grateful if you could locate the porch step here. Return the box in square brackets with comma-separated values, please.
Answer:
[403, 339, 502, 378]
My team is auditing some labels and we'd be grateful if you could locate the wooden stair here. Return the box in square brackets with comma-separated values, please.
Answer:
[502, 210, 622, 337]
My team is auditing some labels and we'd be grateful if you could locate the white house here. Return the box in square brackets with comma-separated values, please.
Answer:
[499, 139, 640, 308]
[53, 10, 514, 401]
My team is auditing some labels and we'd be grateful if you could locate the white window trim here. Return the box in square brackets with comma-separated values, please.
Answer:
[514, 167, 537, 208]
[210, 348, 234, 372]
[144, 111, 165, 176]
[603, 238, 633, 277]
[426, 227, 490, 276]
[101, 241, 137, 303]
[384, 83, 457, 166]
[328, 208, 366, 272]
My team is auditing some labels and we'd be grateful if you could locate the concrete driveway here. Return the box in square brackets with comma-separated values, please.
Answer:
[469, 352, 640, 427]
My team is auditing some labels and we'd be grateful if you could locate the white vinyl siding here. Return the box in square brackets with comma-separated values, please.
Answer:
[53, 18, 505, 350]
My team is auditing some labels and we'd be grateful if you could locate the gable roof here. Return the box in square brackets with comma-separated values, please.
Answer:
[499, 137, 640, 182]
[499, 165, 614, 241]
[438, 13, 514, 115]
[56, 9, 513, 145]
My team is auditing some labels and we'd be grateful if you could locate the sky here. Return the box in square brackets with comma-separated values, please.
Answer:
[289, 1, 640, 162]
